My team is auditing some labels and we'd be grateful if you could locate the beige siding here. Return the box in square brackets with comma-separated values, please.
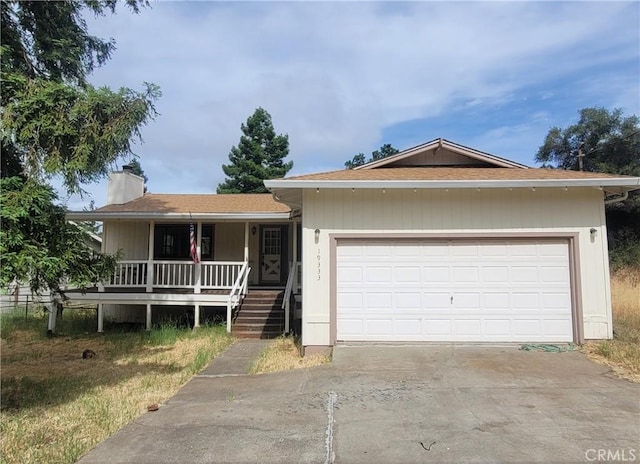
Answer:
[102, 221, 149, 258]
[301, 187, 612, 346]
[101, 221, 150, 321]
[214, 223, 245, 261]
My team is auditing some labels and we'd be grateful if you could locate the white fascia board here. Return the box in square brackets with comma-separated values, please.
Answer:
[66, 211, 291, 221]
[264, 178, 640, 190]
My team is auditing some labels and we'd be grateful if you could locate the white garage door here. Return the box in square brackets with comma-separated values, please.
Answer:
[336, 240, 573, 342]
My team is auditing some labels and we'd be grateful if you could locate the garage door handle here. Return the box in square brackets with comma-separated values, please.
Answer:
[450, 296, 453, 304]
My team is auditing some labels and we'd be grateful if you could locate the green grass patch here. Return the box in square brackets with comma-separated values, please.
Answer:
[1, 310, 234, 464]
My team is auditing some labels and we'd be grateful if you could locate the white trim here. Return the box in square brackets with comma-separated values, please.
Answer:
[66, 212, 292, 221]
[265, 177, 640, 190]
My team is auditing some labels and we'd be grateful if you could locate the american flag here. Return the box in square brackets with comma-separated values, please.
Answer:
[189, 222, 199, 263]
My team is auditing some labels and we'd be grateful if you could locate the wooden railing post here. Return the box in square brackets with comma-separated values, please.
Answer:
[147, 221, 155, 292]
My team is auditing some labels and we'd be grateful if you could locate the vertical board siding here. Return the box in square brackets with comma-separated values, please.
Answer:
[302, 187, 611, 346]
[214, 223, 244, 261]
[103, 221, 149, 259]
[102, 221, 150, 321]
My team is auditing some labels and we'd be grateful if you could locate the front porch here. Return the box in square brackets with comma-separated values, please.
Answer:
[62, 219, 302, 336]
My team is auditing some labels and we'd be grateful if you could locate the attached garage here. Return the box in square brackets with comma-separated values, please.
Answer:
[335, 239, 575, 343]
[265, 138, 640, 352]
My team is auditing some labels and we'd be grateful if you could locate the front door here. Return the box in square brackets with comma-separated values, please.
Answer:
[260, 226, 282, 283]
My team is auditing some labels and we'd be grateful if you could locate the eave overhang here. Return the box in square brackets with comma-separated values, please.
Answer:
[264, 177, 640, 192]
[66, 211, 292, 221]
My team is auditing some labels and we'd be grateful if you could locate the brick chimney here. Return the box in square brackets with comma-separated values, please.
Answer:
[106, 166, 145, 205]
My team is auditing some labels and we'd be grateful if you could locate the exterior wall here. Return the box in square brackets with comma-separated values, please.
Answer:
[102, 221, 150, 321]
[102, 221, 149, 258]
[301, 187, 612, 347]
[214, 223, 245, 261]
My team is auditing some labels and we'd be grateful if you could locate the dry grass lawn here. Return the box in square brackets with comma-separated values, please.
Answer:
[583, 269, 640, 382]
[249, 336, 331, 374]
[0, 310, 233, 464]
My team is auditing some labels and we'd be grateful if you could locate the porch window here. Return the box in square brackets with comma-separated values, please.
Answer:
[153, 224, 215, 260]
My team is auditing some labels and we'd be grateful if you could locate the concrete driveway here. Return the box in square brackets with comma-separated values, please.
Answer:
[78, 346, 639, 464]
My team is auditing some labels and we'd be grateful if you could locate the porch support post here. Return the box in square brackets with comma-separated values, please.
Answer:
[292, 219, 298, 289]
[146, 304, 152, 331]
[195, 222, 202, 293]
[47, 302, 57, 334]
[97, 304, 104, 333]
[226, 301, 232, 333]
[244, 222, 249, 262]
[194, 304, 200, 329]
[146, 221, 155, 292]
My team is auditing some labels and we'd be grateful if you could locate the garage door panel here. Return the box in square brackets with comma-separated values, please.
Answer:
[511, 267, 539, 282]
[541, 293, 571, 310]
[541, 319, 573, 337]
[479, 244, 509, 257]
[454, 293, 481, 309]
[365, 267, 392, 283]
[366, 319, 393, 335]
[538, 243, 568, 257]
[338, 244, 363, 257]
[395, 292, 422, 309]
[395, 266, 421, 283]
[512, 319, 542, 336]
[337, 266, 363, 283]
[483, 266, 510, 282]
[419, 243, 448, 256]
[396, 319, 422, 336]
[365, 292, 392, 309]
[452, 267, 480, 282]
[454, 319, 482, 336]
[483, 319, 511, 336]
[337, 319, 364, 337]
[540, 266, 570, 283]
[482, 293, 510, 309]
[421, 266, 450, 282]
[422, 292, 451, 309]
[336, 240, 573, 342]
[364, 245, 391, 257]
[337, 292, 363, 309]
[451, 244, 479, 257]
[511, 244, 538, 257]
[423, 319, 452, 335]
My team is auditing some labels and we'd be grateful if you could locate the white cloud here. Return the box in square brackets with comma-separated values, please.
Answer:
[65, 1, 639, 210]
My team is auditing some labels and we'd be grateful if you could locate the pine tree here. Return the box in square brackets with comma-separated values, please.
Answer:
[217, 108, 292, 193]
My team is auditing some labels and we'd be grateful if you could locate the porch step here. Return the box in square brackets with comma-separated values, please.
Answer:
[232, 290, 285, 339]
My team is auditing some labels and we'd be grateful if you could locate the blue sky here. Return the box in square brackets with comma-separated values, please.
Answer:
[65, 1, 640, 210]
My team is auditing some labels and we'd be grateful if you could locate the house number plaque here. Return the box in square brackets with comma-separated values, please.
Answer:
[316, 248, 321, 281]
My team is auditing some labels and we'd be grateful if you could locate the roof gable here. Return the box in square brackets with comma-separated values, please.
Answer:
[356, 138, 529, 170]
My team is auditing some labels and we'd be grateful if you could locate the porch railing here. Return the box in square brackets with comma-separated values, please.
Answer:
[201, 262, 243, 289]
[227, 261, 250, 333]
[109, 261, 148, 287]
[153, 261, 195, 287]
[282, 261, 301, 334]
[105, 260, 245, 290]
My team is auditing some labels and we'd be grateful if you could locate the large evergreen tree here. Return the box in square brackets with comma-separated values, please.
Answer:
[536, 107, 640, 268]
[217, 107, 292, 193]
[0, 1, 160, 295]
